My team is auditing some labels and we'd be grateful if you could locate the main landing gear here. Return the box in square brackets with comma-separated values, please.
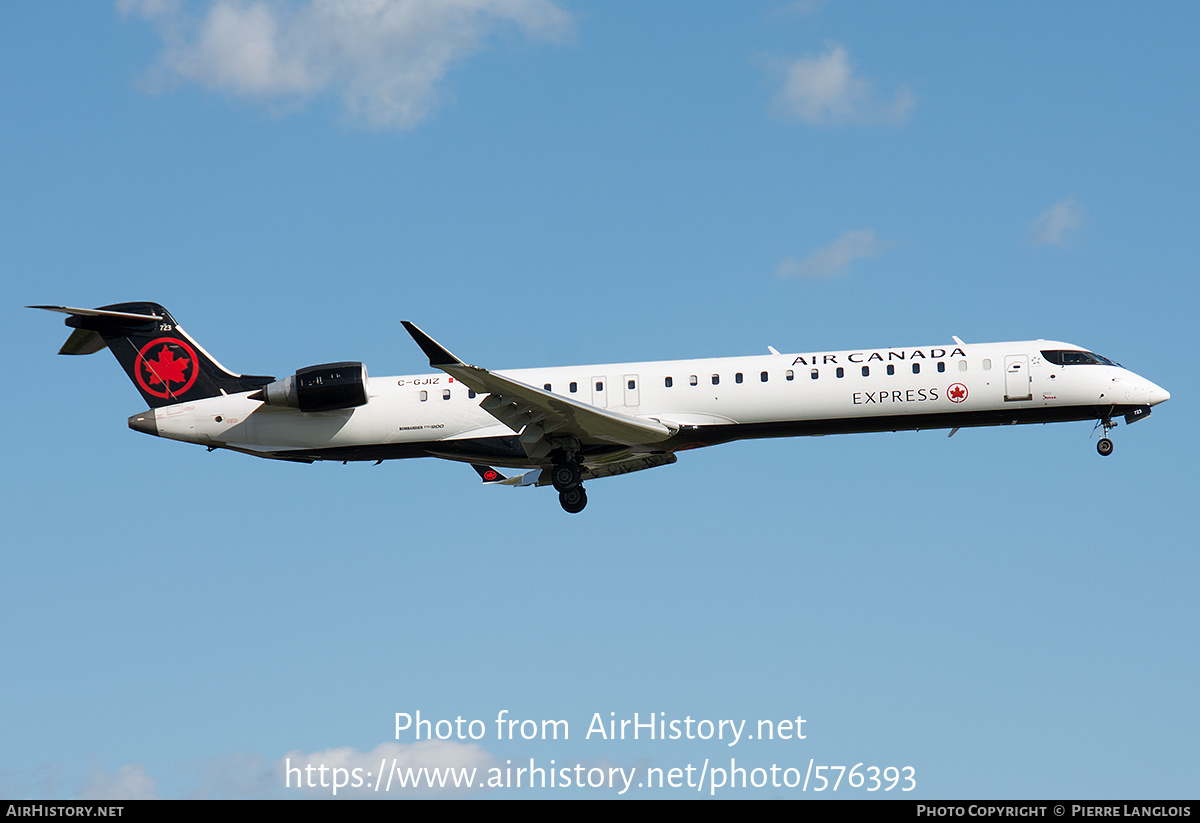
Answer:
[551, 459, 587, 513]
[1096, 417, 1116, 457]
[559, 486, 587, 514]
[551, 461, 581, 492]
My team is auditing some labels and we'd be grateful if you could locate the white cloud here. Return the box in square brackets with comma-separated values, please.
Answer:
[78, 764, 159, 800]
[1028, 197, 1084, 246]
[119, 0, 573, 129]
[778, 229, 883, 278]
[186, 751, 279, 799]
[278, 740, 499, 798]
[772, 43, 913, 126]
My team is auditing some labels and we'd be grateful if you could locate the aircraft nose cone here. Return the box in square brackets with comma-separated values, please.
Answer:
[1147, 381, 1170, 406]
[128, 410, 158, 436]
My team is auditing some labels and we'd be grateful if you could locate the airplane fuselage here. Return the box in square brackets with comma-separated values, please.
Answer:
[37, 303, 1170, 512]
[137, 338, 1169, 468]
[35, 303, 1172, 513]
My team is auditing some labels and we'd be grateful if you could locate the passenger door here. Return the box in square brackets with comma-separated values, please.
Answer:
[1004, 355, 1031, 401]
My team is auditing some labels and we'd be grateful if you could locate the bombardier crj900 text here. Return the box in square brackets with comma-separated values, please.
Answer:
[33, 303, 1169, 514]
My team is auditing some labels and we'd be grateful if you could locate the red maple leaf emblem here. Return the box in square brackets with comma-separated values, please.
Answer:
[142, 345, 191, 387]
[948, 384, 966, 401]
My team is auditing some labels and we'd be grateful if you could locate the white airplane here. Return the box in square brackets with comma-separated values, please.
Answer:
[33, 302, 1170, 513]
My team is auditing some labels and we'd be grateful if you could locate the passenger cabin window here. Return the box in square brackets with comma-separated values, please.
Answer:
[958, 360, 967, 372]
[861, 366, 870, 377]
[912, 363, 921, 375]
[811, 369, 819, 380]
[712, 374, 720, 385]
[544, 383, 552, 391]
[937, 362, 946, 373]
[419, 390, 428, 401]
[887, 364, 895, 376]
[468, 390, 476, 399]
[569, 382, 578, 393]
[595, 381, 603, 392]
[983, 359, 992, 371]
[689, 375, 698, 386]
[442, 389, 451, 400]
[665, 376, 673, 388]
[836, 367, 845, 378]
[627, 379, 636, 390]
[735, 372, 743, 384]
[761, 371, 769, 382]
[786, 370, 794, 381]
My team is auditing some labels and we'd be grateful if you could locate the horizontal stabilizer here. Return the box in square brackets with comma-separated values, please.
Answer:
[29, 305, 164, 356]
[28, 305, 163, 322]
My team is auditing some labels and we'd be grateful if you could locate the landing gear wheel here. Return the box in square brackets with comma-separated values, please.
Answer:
[551, 461, 581, 492]
[1095, 416, 1117, 457]
[559, 486, 587, 514]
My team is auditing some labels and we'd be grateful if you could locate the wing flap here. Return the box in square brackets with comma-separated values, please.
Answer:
[472, 454, 676, 488]
[583, 452, 676, 480]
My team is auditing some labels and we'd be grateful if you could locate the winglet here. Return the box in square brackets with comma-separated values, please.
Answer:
[402, 321, 463, 368]
[471, 464, 507, 483]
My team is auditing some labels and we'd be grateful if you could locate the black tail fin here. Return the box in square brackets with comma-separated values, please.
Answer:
[30, 302, 274, 408]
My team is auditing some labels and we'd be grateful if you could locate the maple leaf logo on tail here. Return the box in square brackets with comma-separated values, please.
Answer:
[143, 346, 189, 386]
[135, 338, 199, 399]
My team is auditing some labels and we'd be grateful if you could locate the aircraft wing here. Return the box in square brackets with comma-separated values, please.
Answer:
[402, 322, 677, 459]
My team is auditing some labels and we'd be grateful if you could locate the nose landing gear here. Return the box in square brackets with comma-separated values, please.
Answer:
[1095, 416, 1116, 456]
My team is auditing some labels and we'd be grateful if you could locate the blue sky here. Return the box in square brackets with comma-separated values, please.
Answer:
[1, 0, 1196, 799]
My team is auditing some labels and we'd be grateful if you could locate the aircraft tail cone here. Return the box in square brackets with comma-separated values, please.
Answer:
[128, 411, 158, 436]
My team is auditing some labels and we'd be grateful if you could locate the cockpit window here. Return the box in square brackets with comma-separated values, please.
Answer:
[1041, 349, 1119, 367]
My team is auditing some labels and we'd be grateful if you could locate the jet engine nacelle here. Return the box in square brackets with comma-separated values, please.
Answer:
[259, 362, 369, 412]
